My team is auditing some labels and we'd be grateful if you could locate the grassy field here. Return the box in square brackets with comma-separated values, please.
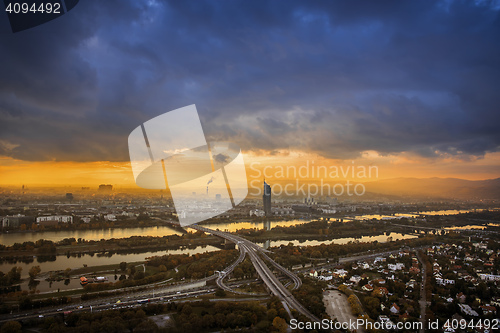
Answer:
[70, 261, 145, 276]
[30, 288, 85, 300]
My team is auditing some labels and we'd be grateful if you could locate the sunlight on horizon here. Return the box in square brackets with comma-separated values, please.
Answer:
[1, 150, 500, 188]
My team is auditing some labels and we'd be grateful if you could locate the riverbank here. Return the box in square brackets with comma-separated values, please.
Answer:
[0, 215, 296, 235]
[3, 210, 498, 264]
[0, 234, 222, 261]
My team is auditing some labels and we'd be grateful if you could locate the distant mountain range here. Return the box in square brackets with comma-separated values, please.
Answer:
[363, 177, 500, 200]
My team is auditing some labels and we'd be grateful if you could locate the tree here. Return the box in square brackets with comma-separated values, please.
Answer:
[271, 317, 287, 333]
[28, 266, 41, 279]
[119, 262, 127, 272]
[215, 289, 226, 297]
[181, 304, 193, 316]
[267, 309, 278, 321]
[46, 323, 65, 333]
[348, 295, 362, 316]
[201, 314, 215, 328]
[134, 320, 158, 333]
[0, 321, 21, 333]
[99, 318, 126, 333]
[363, 296, 380, 318]
[5, 267, 21, 285]
[233, 267, 244, 279]
[28, 278, 40, 291]
[311, 250, 322, 258]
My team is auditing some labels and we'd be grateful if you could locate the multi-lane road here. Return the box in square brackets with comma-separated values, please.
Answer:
[0, 277, 272, 324]
[190, 224, 319, 322]
[416, 251, 427, 333]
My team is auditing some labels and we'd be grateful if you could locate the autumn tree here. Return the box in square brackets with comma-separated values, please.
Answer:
[233, 267, 244, 279]
[271, 317, 287, 333]
[363, 296, 380, 318]
[181, 304, 193, 316]
[0, 321, 21, 333]
[134, 320, 159, 333]
[119, 262, 127, 272]
[267, 308, 278, 321]
[28, 266, 41, 279]
[0, 267, 22, 286]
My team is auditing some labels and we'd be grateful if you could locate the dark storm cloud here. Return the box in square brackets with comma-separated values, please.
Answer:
[213, 153, 229, 164]
[0, 0, 499, 161]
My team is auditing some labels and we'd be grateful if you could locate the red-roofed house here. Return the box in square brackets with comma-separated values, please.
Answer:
[374, 287, 389, 297]
[362, 284, 374, 292]
[456, 292, 466, 303]
[480, 305, 496, 315]
[390, 303, 400, 314]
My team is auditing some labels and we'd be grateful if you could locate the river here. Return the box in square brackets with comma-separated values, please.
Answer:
[0, 219, 309, 247]
[1, 231, 415, 292]
[0, 209, 491, 246]
[8, 244, 220, 293]
[344, 208, 490, 221]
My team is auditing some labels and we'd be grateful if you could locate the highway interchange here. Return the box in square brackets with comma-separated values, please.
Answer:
[190, 224, 319, 322]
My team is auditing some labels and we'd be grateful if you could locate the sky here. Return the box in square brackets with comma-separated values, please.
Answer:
[0, 0, 500, 187]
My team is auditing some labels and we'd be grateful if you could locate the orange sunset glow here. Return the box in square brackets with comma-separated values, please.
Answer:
[2, 150, 500, 188]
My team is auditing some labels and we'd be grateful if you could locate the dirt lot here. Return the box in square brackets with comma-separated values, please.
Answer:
[323, 290, 358, 325]
[150, 314, 173, 328]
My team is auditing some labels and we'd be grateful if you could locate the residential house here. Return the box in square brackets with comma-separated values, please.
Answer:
[456, 292, 466, 303]
[390, 303, 400, 314]
[362, 284, 374, 292]
[479, 305, 496, 315]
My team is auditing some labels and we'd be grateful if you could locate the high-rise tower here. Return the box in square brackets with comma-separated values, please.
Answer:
[263, 180, 271, 216]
